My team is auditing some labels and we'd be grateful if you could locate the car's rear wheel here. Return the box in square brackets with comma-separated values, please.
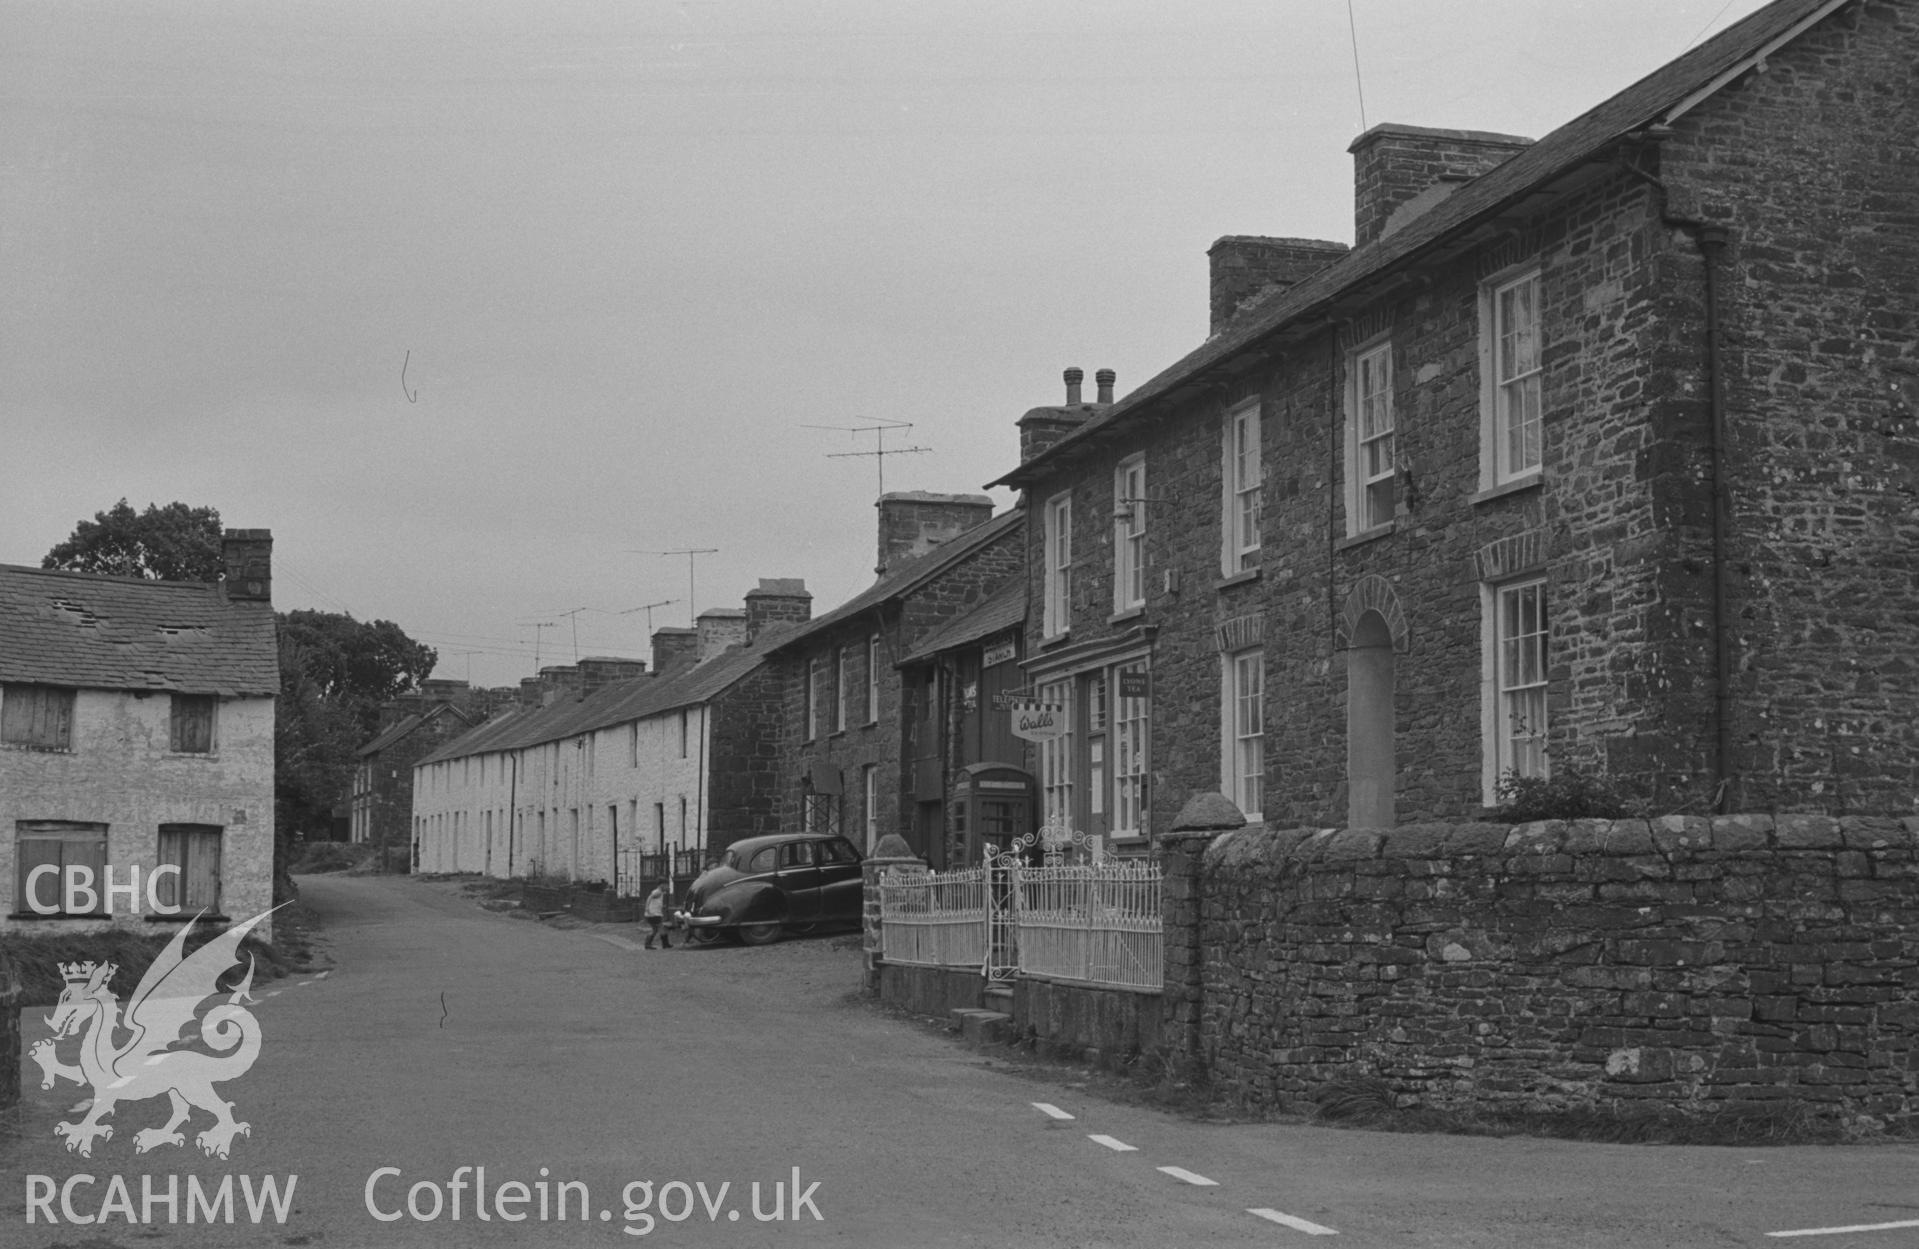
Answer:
[686, 927, 722, 946]
[736, 920, 783, 946]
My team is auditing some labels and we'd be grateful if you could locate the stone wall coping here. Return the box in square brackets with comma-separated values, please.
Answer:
[1203, 814, 1919, 867]
[1169, 792, 1249, 834]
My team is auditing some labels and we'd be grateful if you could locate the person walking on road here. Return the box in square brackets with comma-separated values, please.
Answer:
[644, 883, 673, 949]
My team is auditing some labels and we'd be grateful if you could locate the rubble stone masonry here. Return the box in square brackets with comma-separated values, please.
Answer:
[1020, 0, 1918, 827]
[1198, 814, 1919, 1127]
[1656, 0, 1919, 813]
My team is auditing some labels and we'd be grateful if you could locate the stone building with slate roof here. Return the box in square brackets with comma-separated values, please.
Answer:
[896, 578, 1031, 869]
[0, 530, 279, 937]
[991, 0, 1919, 832]
[347, 679, 484, 870]
[762, 496, 1024, 863]
[410, 583, 810, 885]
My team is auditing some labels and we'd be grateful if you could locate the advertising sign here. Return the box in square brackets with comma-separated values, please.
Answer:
[1009, 702, 1068, 742]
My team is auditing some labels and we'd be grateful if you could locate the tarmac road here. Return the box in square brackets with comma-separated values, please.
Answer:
[8, 873, 1919, 1248]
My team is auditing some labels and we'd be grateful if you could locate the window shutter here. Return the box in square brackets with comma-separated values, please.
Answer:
[2, 685, 74, 750]
[15, 838, 63, 913]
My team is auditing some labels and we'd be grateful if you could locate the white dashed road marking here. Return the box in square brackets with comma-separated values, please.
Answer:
[1157, 1166, 1218, 1187]
[1769, 1219, 1919, 1238]
[1029, 1103, 1339, 1234]
[1249, 1207, 1339, 1235]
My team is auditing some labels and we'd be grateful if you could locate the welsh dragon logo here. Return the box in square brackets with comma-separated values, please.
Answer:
[29, 907, 278, 1160]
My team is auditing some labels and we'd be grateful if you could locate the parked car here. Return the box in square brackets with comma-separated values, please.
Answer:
[676, 833, 864, 945]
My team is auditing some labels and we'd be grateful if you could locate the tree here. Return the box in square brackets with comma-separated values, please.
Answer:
[276, 611, 438, 712]
[42, 499, 224, 582]
[273, 611, 439, 847]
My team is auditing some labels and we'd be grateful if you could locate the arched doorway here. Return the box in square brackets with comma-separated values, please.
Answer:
[1347, 609, 1395, 829]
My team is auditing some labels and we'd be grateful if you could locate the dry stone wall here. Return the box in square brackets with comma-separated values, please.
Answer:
[1199, 814, 1919, 1128]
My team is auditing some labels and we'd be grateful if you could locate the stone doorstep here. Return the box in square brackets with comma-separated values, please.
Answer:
[951, 1007, 1014, 1048]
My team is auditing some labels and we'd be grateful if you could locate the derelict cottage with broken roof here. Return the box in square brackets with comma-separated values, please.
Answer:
[993, 0, 1918, 836]
[0, 531, 279, 938]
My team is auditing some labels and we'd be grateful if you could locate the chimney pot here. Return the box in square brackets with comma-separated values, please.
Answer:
[1095, 369, 1115, 405]
[219, 529, 273, 603]
[1063, 367, 1084, 406]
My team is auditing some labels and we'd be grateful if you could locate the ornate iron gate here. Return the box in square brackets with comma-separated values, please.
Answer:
[981, 822, 1105, 982]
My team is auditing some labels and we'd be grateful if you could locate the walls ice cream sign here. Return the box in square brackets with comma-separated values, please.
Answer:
[1010, 702, 1067, 743]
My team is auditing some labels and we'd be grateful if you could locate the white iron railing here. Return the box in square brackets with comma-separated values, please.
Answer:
[1013, 861, 1162, 990]
[879, 867, 989, 971]
[876, 852, 1164, 991]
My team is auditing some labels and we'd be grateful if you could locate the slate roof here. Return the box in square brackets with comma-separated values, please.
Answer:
[357, 713, 424, 757]
[763, 509, 1024, 656]
[355, 703, 474, 758]
[416, 622, 800, 766]
[991, 0, 1842, 489]
[0, 563, 279, 696]
[900, 579, 1026, 664]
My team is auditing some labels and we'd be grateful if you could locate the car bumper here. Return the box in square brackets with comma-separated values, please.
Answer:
[676, 910, 724, 928]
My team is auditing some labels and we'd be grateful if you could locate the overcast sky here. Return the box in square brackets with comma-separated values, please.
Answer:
[2, 0, 1770, 689]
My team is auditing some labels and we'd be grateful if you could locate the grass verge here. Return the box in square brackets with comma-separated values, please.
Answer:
[1, 906, 329, 1009]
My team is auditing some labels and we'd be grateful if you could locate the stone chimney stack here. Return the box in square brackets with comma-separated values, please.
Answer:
[1207, 237, 1349, 334]
[1017, 369, 1102, 464]
[744, 579, 811, 643]
[651, 627, 697, 673]
[578, 656, 646, 697]
[420, 678, 470, 703]
[518, 676, 545, 708]
[874, 492, 994, 576]
[695, 609, 747, 662]
[378, 692, 426, 732]
[1095, 369, 1116, 405]
[1349, 123, 1532, 248]
[220, 529, 273, 602]
[537, 665, 581, 706]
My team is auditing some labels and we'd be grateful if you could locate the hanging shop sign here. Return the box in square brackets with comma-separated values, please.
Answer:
[1009, 702, 1068, 742]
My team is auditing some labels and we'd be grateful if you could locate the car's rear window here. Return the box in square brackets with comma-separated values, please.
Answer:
[747, 847, 778, 872]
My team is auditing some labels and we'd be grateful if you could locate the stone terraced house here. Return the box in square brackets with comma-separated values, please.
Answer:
[348, 678, 482, 869]
[763, 493, 1024, 865]
[410, 588, 810, 884]
[896, 578, 1031, 870]
[990, 0, 1918, 837]
[0, 531, 279, 938]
